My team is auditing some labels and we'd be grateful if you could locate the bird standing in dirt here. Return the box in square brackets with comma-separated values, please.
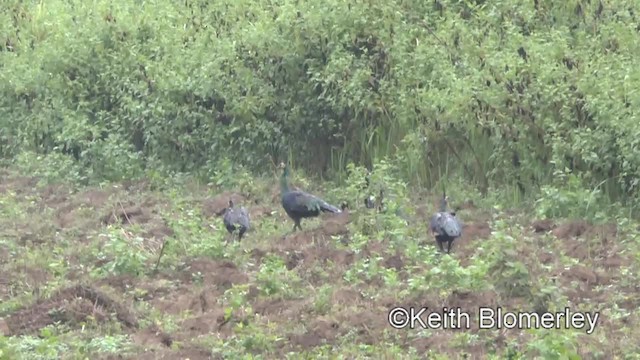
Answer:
[279, 162, 342, 232]
[223, 199, 250, 241]
[429, 192, 462, 253]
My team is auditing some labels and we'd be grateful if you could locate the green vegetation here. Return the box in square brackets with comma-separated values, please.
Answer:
[2, 0, 640, 206]
[1, 0, 639, 358]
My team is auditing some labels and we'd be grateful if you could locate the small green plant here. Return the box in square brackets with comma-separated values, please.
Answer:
[256, 255, 302, 298]
[478, 220, 532, 298]
[220, 284, 252, 326]
[535, 170, 607, 220]
[93, 226, 150, 277]
[13, 151, 88, 185]
[311, 284, 333, 315]
[525, 329, 581, 359]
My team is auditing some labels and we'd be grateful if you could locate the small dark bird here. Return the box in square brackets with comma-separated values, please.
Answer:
[429, 193, 462, 253]
[279, 162, 342, 231]
[364, 195, 376, 209]
[223, 199, 250, 241]
[365, 190, 385, 211]
[364, 173, 377, 209]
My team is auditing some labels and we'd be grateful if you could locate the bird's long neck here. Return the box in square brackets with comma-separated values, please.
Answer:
[280, 169, 290, 195]
[439, 198, 448, 212]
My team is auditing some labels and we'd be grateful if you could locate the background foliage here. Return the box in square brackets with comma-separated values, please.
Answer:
[1, 0, 639, 207]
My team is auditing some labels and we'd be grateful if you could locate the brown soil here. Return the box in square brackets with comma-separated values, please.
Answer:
[200, 192, 246, 217]
[0, 171, 637, 358]
[531, 219, 555, 233]
[1, 285, 137, 336]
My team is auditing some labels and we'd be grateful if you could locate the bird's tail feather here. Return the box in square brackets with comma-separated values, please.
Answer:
[319, 201, 341, 213]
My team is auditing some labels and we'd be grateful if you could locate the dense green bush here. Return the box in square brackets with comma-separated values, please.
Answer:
[1, 0, 638, 203]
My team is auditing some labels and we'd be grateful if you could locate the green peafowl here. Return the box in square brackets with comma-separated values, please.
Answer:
[223, 199, 250, 241]
[279, 162, 342, 231]
[429, 191, 462, 253]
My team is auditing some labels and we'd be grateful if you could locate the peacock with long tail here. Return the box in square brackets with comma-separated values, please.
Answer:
[279, 162, 342, 231]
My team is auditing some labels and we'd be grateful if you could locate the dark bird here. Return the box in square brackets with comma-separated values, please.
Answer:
[222, 199, 250, 241]
[429, 193, 462, 253]
[364, 173, 376, 209]
[372, 188, 410, 221]
[279, 162, 342, 231]
[364, 195, 376, 209]
[363, 172, 388, 211]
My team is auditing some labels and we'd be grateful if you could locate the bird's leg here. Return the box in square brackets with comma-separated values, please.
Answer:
[436, 238, 444, 253]
[446, 240, 453, 254]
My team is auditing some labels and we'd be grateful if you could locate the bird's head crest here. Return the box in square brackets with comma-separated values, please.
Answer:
[228, 199, 234, 207]
[279, 162, 290, 174]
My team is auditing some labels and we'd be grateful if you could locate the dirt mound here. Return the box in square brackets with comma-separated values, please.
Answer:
[1, 266, 50, 301]
[0, 242, 8, 262]
[562, 265, 598, 285]
[254, 298, 308, 317]
[178, 309, 235, 339]
[40, 184, 74, 208]
[383, 254, 405, 271]
[531, 219, 555, 233]
[0, 284, 137, 336]
[55, 204, 84, 229]
[248, 204, 275, 220]
[453, 221, 492, 259]
[0, 173, 38, 195]
[335, 308, 390, 345]
[136, 345, 212, 360]
[178, 258, 249, 289]
[557, 221, 620, 262]
[320, 212, 351, 236]
[462, 221, 491, 240]
[282, 246, 355, 272]
[102, 205, 153, 225]
[331, 288, 364, 305]
[98, 274, 138, 293]
[603, 255, 625, 268]
[446, 290, 498, 318]
[143, 222, 174, 242]
[552, 220, 617, 240]
[553, 220, 591, 239]
[131, 325, 173, 349]
[151, 287, 210, 315]
[77, 189, 114, 208]
[200, 192, 246, 217]
[289, 317, 340, 348]
[43, 186, 120, 230]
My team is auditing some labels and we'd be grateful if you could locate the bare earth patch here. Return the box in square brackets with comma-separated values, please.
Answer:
[0, 172, 638, 358]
